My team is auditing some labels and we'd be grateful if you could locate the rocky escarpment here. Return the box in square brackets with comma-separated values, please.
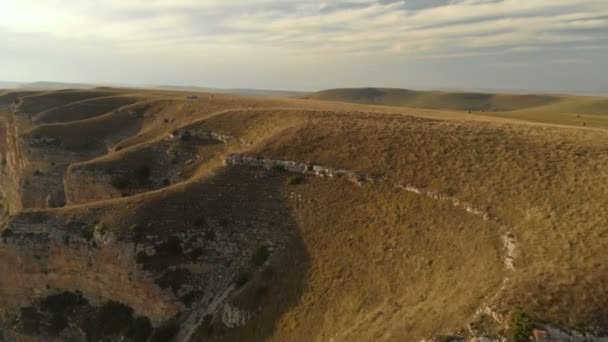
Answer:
[0, 162, 307, 341]
[64, 128, 232, 205]
[0, 215, 181, 322]
[0, 97, 151, 212]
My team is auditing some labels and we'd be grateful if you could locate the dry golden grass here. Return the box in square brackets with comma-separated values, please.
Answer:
[2, 87, 608, 340]
[308, 87, 608, 129]
[33, 95, 144, 124]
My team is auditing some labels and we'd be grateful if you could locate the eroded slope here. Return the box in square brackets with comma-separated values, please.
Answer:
[0, 88, 607, 342]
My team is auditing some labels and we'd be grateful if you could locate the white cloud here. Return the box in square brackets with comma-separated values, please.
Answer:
[0, 0, 606, 55]
[0, 0, 606, 91]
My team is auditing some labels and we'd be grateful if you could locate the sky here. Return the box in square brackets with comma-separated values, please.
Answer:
[1, 0, 607, 93]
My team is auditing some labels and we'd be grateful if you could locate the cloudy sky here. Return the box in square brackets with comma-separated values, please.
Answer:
[1, 0, 607, 93]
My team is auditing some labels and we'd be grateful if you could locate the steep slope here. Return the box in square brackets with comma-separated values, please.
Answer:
[33, 95, 143, 124]
[1, 88, 607, 342]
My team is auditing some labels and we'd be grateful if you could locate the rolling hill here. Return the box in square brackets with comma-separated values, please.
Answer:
[1, 88, 607, 341]
[307, 87, 608, 128]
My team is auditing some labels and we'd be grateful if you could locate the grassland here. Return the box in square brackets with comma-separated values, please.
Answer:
[1, 87, 607, 341]
[307, 87, 608, 129]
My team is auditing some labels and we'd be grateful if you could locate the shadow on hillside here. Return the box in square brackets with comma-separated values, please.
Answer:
[124, 165, 310, 342]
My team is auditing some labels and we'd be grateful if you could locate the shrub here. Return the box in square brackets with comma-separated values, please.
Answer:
[150, 322, 179, 342]
[508, 310, 536, 342]
[155, 236, 183, 257]
[136, 251, 147, 264]
[255, 285, 269, 298]
[40, 292, 85, 313]
[1, 228, 13, 238]
[288, 175, 305, 185]
[234, 272, 251, 288]
[204, 229, 216, 241]
[111, 174, 130, 189]
[127, 316, 152, 342]
[189, 247, 204, 259]
[94, 301, 134, 337]
[180, 291, 203, 306]
[252, 246, 270, 267]
[200, 314, 214, 337]
[134, 165, 151, 184]
[272, 164, 286, 172]
[130, 224, 146, 243]
[79, 301, 151, 342]
[180, 132, 192, 141]
[20, 307, 43, 334]
[81, 226, 94, 241]
[156, 268, 192, 292]
[193, 216, 207, 228]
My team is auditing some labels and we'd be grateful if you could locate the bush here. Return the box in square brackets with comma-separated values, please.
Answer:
[204, 229, 216, 241]
[189, 247, 204, 259]
[81, 226, 94, 241]
[234, 272, 251, 288]
[155, 236, 183, 257]
[200, 314, 214, 337]
[156, 268, 192, 292]
[193, 216, 207, 228]
[111, 174, 130, 189]
[288, 175, 305, 185]
[272, 164, 286, 172]
[20, 307, 43, 334]
[150, 322, 179, 342]
[252, 246, 270, 267]
[508, 310, 536, 342]
[180, 291, 203, 306]
[130, 224, 146, 243]
[40, 292, 85, 313]
[94, 301, 134, 337]
[219, 218, 229, 228]
[127, 316, 152, 342]
[134, 165, 151, 184]
[79, 301, 152, 342]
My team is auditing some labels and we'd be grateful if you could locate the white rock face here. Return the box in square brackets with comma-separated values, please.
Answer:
[221, 304, 253, 328]
[0, 216, 181, 323]
[168, 129, 237, 144]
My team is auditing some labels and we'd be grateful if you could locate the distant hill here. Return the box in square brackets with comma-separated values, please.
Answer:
[3, 81, 307, 97]
[306, 87, 565, 112]
[20, 81, 99, 90]
[153, 85, 308, 97]
[306, 88, 608, 128]
[0, 81, 23, 89]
